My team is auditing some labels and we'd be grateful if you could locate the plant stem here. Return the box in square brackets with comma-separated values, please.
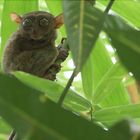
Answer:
[90, 106, 93, 122]
[58, 68, 77, 106]
[104, 0, 115, 14]
[8, 130, 16, 140]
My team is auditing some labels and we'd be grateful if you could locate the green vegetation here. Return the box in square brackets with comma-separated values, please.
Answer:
[0, 0, 140, 139]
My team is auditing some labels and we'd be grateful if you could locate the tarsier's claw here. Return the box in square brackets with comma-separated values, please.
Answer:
[44, 38, 69, 81]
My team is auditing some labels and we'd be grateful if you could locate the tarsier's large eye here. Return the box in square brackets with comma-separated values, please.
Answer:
[40, 18, 49, 26]
[23, 19, 32, 27]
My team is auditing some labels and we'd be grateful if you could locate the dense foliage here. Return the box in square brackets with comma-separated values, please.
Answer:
[0, 0, 140, 139]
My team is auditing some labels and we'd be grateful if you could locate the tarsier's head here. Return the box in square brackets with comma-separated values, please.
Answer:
[10, 11, 63, 40]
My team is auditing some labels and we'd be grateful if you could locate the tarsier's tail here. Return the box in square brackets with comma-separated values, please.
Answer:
[44, 38, 69, 80]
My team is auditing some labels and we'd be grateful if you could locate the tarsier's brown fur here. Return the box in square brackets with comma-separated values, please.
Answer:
[3, 11, 68, 80]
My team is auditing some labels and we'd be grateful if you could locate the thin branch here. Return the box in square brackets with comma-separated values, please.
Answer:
[104, 0, 115, 14]
[90, 106, 93, 122]
[58, 68, 77, 106]
[8, 130, 16, 140]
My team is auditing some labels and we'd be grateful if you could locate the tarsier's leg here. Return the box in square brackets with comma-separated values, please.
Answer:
[44, 38, 69, 80]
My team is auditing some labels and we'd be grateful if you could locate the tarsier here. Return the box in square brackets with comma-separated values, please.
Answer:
[3, 11, 69, 80]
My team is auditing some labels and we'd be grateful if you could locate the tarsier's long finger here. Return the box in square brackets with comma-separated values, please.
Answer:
[44, 38, 69, 80]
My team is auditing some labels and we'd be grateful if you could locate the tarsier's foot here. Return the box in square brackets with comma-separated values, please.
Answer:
[44, 64, 61, 80]
[44, 38, 69, 80]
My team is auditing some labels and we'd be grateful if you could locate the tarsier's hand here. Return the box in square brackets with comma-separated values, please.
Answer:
[57, 38, 69, 61]
[44, 38, 69, 80]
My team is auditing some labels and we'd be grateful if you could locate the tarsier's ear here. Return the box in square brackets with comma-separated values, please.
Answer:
[10, 13, 22, 24]
[54, 13, 64, 29]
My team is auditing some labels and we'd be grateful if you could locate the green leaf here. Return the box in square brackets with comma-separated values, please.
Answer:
[45, 0, 66, 41]
[82, 38, 113, 100]
[0, 73, 106, 140]
[93, 104, 140, 123]
[98, 0, 140, 28]
[0, 118, 11, 140]
[0, 73, 137, 140]
[108, 120, 132, 140]
[104, 15, 140, 80]
[100, 84, 130, 108]
[45, 0, 62, 15]
[82, 34, 130, 107]
[0, 0, 38, 70]
[92, 63, 127, 104]
[104, 119, 140, 140]
[14, 71, 91, 112]
[63, 0, 104, 72]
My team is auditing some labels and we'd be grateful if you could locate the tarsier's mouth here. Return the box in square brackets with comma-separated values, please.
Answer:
[31, 34, 43, 40]
[30, 30, 43, 40]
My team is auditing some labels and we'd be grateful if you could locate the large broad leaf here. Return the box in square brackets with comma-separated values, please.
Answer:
[106, 120, 140, 140]
[0, 73, 107, 140]
[0, 0, 38, 70]
[14, 71, 91, 112]
[82, 34, 130, 107]
[0, 118, 11, 140]
[93, 104, 140, 123]
[82, 38, 113, 100]
[92, 62, 127, 104]
[104, 15, 140, 80]
[0, 73, 139, 140]
[63, 0, 104, 72]
[97, 0, 140, 28]
[82, 38, 130, 109]
[100, 84, 130, 108]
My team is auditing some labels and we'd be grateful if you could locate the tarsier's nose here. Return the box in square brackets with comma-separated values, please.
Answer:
[31, 30, 42, 40]
[32, 30, 38, 36]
